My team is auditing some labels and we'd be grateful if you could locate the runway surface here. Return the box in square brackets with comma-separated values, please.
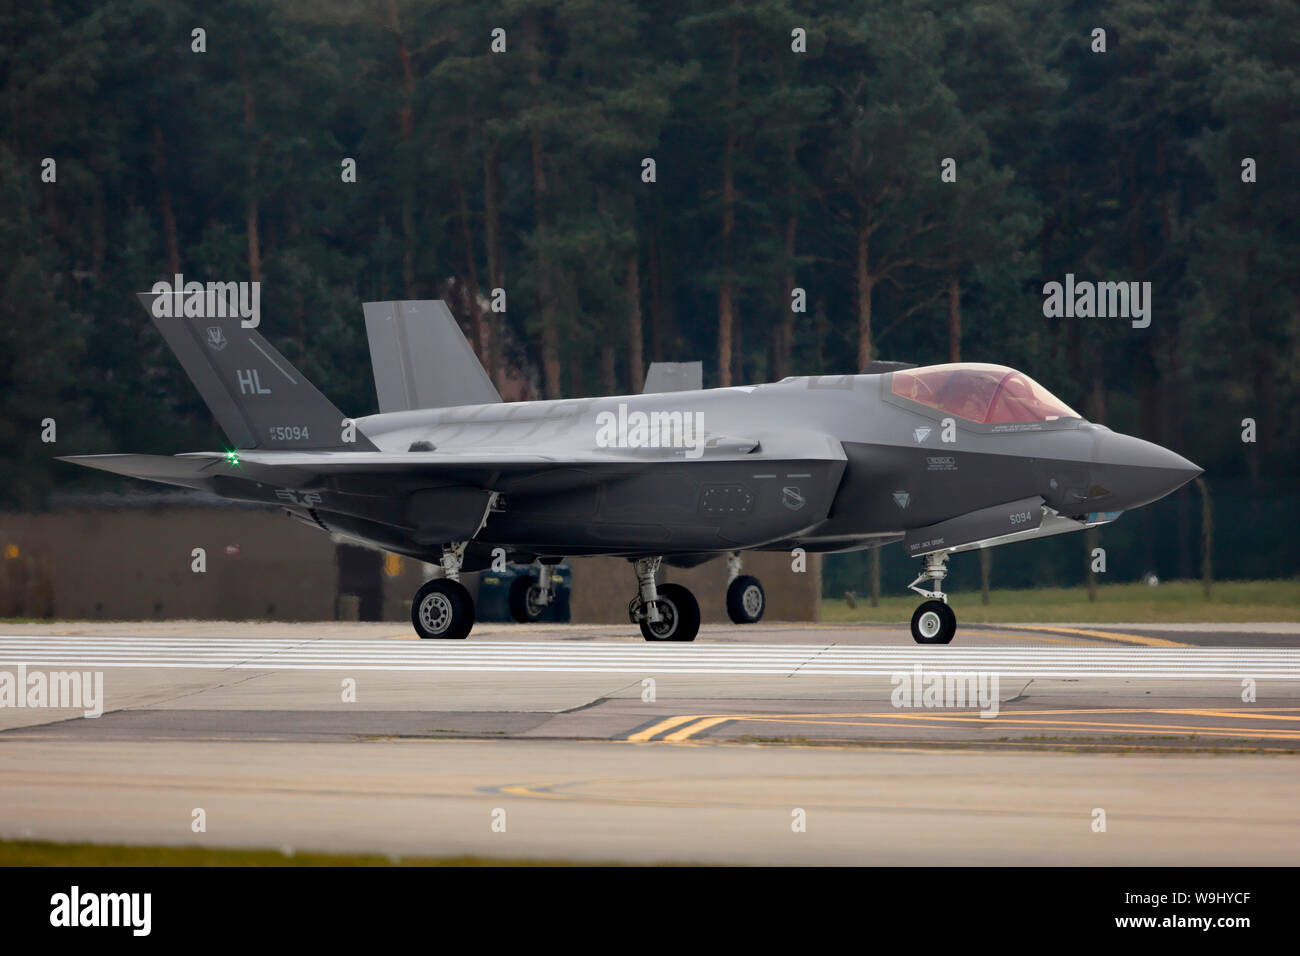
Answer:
[3, 634, 1300, 677]
[1, 620, 1297, 864]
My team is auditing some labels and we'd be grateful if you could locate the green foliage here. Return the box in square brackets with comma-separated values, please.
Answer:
[0, 0, 1295, 583]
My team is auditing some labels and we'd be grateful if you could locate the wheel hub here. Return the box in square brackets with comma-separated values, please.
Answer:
[645, 600, 676, 638]
[917, 610, 942, 639]
[419, 593, 453, 634]
[525, 586, 545, 618]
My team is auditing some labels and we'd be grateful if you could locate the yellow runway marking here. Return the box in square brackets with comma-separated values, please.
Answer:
[1000, 624, 1187, 647]
[625, 714, 705, 742]
[796, 623, 1098, 644]
[499, 784, 567, 800]
[633, 707, 1300, 742]
[662, 717, 735, 741]
[971, 632, 1101, 645]
[701, 715, 1300, 741]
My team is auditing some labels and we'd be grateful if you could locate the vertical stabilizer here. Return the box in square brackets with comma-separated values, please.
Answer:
[363, 300, 501, 412]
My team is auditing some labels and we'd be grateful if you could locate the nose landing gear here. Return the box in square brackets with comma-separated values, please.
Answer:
[907, 551, 956, 644]
[725, 551, 766, 624]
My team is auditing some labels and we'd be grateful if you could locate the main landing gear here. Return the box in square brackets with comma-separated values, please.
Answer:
[725, 551, 766, 624]
[408, 547, 746, 642]
[628, 557, 701, 642]
[412, 541, 475, 640]
[509, 560, 559, 623]
[907, 551, 957, 645]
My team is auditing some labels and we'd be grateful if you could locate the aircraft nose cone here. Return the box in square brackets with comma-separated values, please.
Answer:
[1095, 432, 1202, 510]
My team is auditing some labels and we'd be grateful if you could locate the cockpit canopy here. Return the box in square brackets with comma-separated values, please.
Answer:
[890, 363, 1082, 424]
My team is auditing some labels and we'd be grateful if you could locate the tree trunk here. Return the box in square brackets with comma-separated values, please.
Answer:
[1196, 477, 1213, 598]
[527, 18, 561, 399]
[1089, 354, 1107, 424]
[387, 0, 417, 298]
[150, 126, 180, 276]
[947, 273, 962, 363]
[731, 305, 743, 384]
[813, 300, 826, 371]
[1085, 527, 1099, 602]
[716, 26, 740, 387]
[775, 214, 797, 379]
[648, 225, 665, 361]
[456, 176, 485, 364]
[240, 72, 260, 283]
[980, 548, 991, 605]
[483, 140, 503, 387]
[1251, 341, 1275, 483]
[599, 344, 616, 396]
[91, 188, 106, 281]
[869, 546, 880, 607]
[568, 353, 584, 399]
[532, 129, 561, 399]
[717, 144, 735, 386]
[626, 251, 644, 392]
[246, 202, 260, 283]
[855, 219, 873, 371]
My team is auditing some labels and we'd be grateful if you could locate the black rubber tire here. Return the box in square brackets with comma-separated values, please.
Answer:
[508, 574, 545, 623]
[412, 578, 475, 640]
[726, 575, 766, 624]
[910, 599, 956, 645]
[639, 583, 701, 642]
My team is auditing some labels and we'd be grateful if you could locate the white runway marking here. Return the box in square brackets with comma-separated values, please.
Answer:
[0, 636, 1298, 678]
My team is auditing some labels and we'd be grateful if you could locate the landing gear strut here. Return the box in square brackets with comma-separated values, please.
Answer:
[509, 560, 557, 623]
[411, 541, 476, 640]
[628, 556, 700, 642]
[907, 551, 956, 645]
[725, 551, 765, 624]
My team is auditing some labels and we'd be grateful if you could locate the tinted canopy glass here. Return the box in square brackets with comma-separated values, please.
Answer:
[890, 363, 1082, 424]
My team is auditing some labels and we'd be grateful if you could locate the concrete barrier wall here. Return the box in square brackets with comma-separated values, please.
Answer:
[0, 505, 821, 623]
[0, 506, 337, 620]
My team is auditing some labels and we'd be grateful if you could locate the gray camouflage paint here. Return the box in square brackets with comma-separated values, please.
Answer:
[63, 299, 1201, 574]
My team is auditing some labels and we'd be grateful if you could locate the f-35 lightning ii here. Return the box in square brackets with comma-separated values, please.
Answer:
[63, 296, 1201, 644]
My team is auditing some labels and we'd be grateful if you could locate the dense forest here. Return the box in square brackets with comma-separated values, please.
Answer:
[1, 0, 1296, 587]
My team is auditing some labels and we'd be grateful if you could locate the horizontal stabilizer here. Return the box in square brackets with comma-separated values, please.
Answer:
[58, 453, 225, 487]
[363, 300, 500, 412]
[643, 361, 703, 393]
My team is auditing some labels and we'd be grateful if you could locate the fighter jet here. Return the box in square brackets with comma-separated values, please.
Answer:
[62, 296, 1201, 644]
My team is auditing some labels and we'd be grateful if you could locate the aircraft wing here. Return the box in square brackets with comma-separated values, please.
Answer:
[62, 427, 843, 491]
[59, 450, 627, 492]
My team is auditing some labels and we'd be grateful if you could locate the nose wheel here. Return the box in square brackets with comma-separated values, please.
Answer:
[628, 557, 701, 642]
[907, 551, 957, 645]
[911, 599, 956, 644]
